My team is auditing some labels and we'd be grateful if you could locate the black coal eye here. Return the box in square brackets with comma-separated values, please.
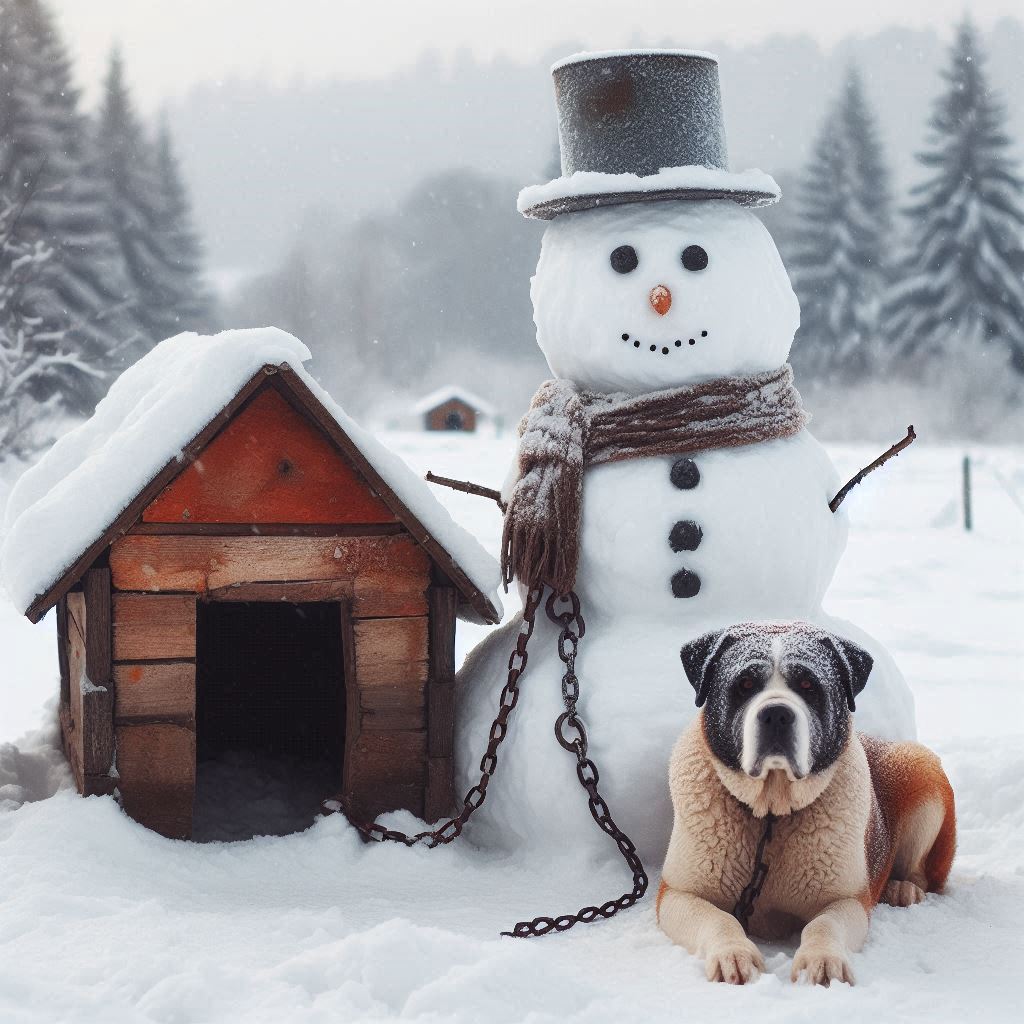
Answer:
[681, 245, 708, 272]
[610, 245, 639, 274]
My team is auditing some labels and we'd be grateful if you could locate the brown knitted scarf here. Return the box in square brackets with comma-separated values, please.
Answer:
[500, 364, 807, 595]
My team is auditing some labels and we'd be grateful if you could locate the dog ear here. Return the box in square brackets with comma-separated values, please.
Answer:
[827, 635, 874, 712]
[680, 630, 733, 707]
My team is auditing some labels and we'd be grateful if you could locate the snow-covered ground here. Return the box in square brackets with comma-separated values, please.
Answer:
[1, 432, 1022, 1023]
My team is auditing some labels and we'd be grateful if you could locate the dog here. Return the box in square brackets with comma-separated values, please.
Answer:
[657, 621, 955, 986]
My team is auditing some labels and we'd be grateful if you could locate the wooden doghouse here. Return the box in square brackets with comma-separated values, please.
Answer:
[413, 387, 495, 433]
[11, 356, 500, 840]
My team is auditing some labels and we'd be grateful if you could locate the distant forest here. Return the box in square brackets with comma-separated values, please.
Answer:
[2, 0, 1023, 460]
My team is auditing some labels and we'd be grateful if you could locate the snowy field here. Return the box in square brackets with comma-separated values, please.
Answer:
[1, 431, 1022, 1023]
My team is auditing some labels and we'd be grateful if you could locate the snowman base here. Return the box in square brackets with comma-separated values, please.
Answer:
[329, 585, 650, 938]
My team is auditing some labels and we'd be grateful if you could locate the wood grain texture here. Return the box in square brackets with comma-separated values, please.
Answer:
[114, 661, 196, 722]
[83, 567, 114, 774]
[56, 597, 70, 707]
[425, 756, 455, 823]
[348, 730, 427, 785]
[109, 534, 431, 617]
[67, 591, 86, 641]
[143, 386, 398, 525]
[115, 722, 195, 839]
[353, 617, 429, 686]
[113, 594, 196, 661]
[427, 587, 457, 759]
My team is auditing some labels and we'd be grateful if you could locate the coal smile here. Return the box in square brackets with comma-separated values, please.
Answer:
[620, 329, 709, 355]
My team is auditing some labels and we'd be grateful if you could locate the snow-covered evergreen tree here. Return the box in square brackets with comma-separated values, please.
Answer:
[887, 20, 1024, 373]
[152, 116, 215, 334]
[0, 0, 136, 411]
[0, 193, 104, 459]
[790, 65, 891, 382]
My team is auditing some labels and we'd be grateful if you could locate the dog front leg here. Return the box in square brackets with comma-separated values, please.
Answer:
[657, 885, 765, 984]
[791, 897, 869, 985]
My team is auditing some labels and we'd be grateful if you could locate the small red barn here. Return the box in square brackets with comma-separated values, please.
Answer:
[413, 387, 496, 433]
[1, 330, 501, 840]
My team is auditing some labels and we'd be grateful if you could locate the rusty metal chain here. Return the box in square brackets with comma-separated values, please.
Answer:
[732, 812, 776, 932]
[337, 585, 649, 939]
[337, 584, 545, 848]
[502, 590, 649, 937]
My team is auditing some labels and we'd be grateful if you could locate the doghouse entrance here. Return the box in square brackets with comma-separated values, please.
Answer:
[193, 601, 345, 841]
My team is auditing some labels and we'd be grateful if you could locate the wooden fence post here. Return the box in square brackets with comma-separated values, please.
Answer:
[962, 455, 972, 532]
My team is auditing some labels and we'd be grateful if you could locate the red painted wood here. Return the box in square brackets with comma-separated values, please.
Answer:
[143, 386, 397, 524]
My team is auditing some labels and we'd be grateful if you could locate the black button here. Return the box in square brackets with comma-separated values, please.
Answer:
[670, 458, 700, 489]
[669, 520, 703, 552]
[671, 569, 701, 598]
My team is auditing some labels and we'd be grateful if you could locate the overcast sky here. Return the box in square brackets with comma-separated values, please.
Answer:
[56, 0, 1020, 112]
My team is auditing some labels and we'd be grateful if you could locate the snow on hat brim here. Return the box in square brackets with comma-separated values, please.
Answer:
[518, 166, 781, 220]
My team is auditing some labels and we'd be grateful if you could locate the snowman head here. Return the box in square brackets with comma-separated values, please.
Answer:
[531, 200, 799, 394]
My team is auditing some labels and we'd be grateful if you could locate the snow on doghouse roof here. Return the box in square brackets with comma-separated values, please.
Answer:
[1, 328, 503, 623]
[411, 386, 496, 418]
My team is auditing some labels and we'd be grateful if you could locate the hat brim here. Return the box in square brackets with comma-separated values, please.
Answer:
[518, 167, 780, 220]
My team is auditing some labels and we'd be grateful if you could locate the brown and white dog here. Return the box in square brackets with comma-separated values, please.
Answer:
[657, 622, 955, 986]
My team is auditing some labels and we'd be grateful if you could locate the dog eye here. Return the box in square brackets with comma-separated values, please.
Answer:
[791, 669, 817, 691]
[737, 673, 756, 692]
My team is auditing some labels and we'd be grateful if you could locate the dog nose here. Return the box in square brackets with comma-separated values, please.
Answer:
[757, 703, 795, 733]
[649, 284, 672, 316]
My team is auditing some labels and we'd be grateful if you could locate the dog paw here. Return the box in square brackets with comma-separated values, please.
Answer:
[881, 879, 926, 907]
[705, 941, 765, 985]
[791, 945, 855, 986]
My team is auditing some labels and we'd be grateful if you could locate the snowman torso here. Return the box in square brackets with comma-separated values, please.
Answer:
[577, 430, 845, 625]
[454, 198, 916, 867]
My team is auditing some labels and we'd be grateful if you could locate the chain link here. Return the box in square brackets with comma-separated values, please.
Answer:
[336, 585, 649, 939]
[501, 591, 649, 938]
[732, 812, 776, 932]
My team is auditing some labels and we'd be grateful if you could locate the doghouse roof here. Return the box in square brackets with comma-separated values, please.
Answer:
[412, 386, 496, 418]
[1, 328, 503, 625]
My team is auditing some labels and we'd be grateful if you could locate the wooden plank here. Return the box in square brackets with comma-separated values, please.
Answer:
[347, 730, 427, 786]
[427, 587, 458, 759]
[67, 603, 86, 734]
[67, 591, 86, 640]
[354, 617, 428, 672]
[24, 368, 272, 624]
[347, 783, 424, 822]
[113, 594, 196, 661]
[83, 568, 114, 775]
[359, 683, 426, 732]
[109, 534, 431, 617]
[114, 661, 195, 722]
[204, 578, 428, 617]
[130, 522, 405, 536]
[115, 722, 195, 839]
[56, 597, 70, 707]
[143, 385, 399, 525]
[341, 600, 361, 804]
[59, 703, 83, 793]
[425, 756, 455, 823]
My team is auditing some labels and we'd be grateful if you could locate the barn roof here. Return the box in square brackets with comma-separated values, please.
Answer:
[412, 386, 496, 418]
[1, 329, 503, 625]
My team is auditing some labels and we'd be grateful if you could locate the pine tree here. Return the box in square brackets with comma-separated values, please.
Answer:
[887, 20, 1024, 373]
[0, 0, 136, 410]
[152, 116, 215, 334]
[789, 65, 891, 382]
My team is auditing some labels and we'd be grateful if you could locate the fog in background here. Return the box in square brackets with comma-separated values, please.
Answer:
[39, 2, 1024, 440]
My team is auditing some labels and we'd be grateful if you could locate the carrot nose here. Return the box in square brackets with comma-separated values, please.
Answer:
[650, 285, 672, 316]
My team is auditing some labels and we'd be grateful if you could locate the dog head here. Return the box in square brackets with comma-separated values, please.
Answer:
[680, 622, 873, 783]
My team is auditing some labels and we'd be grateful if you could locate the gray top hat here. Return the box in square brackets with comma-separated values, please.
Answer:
[518, 49, 780, 220]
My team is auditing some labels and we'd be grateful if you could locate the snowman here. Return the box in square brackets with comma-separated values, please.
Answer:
[454, 50, 916, 866]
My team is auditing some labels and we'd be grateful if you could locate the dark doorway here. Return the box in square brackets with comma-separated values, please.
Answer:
[444, 409, 465, 430]
[193, 601, 344, 841]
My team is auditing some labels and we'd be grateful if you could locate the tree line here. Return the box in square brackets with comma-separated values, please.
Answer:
[788, 19, 1024, 386]
[0, 0, 212, 459]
